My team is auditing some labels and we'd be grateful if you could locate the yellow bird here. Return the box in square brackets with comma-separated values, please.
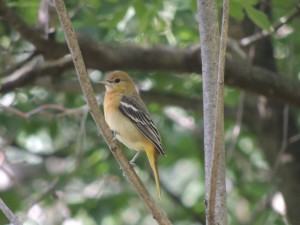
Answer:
[100, 70, 166, 199]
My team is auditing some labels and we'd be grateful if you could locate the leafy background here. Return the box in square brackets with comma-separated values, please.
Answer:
[1, 0, 300, 224]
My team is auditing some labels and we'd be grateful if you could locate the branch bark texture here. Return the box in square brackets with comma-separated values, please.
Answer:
[208, 0, 229, 224]
[197, 0, 227, 224]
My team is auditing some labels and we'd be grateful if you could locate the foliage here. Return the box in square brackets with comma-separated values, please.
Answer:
[1, 0, 300, 224]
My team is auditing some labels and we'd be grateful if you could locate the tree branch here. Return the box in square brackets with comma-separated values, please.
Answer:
[240, 3, 300, 47]
[208, 0, 229, 223]
[1, 56, 73, 93]
[1, 40, 300, 109]
[0, 103, 85, 119]
[0, 197, 22, 225]
[2, 52, 39, 77]
[197, 0, 227, 224]
[53, 0, 172, 224]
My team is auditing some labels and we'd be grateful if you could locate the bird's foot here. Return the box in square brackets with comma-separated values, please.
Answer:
[111, 130, 119, 140]
[120, 163, 137, 177]
[129, 160, 137, 168]
[120, 166, 126, 177]
[129, 152, 141, 167]
[119, 152, 141, 176]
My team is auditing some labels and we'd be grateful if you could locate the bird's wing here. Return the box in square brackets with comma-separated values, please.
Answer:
[119, 95, 166, 156]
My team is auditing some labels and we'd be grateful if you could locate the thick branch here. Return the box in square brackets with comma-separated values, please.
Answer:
[1, 42, 300, 109]
[224, 56, 300, 107]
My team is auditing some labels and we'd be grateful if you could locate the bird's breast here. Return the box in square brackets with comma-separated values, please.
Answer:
[104, 100, 147, 151]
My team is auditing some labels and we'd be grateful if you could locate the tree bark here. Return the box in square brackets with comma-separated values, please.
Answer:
[197, 0, 227, 224]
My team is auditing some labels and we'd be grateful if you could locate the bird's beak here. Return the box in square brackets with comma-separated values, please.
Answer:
[98, 81, 109, 86]
[98, 80, 113, 91]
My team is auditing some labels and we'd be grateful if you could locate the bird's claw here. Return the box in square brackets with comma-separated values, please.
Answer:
[112, 130, 119, 140]
[120, 166, 126, 177]
[119, 152, 141, 177]
[119, 161, 137, 177]
[129, 160, 137, 168]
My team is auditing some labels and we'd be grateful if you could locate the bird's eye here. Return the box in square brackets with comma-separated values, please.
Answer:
[115, 78, 120, 83]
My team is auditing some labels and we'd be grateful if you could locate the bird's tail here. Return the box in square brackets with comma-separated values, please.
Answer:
[145, 146, 161, 200]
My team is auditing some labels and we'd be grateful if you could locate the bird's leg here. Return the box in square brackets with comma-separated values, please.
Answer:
[130, 151, 141, 167]
[121, 168, 126, 177]
[120, 152, 141, 177]
[111, 130, 119, 140]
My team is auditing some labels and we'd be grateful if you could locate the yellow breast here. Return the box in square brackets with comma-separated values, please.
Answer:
[104, 93, 148, 152]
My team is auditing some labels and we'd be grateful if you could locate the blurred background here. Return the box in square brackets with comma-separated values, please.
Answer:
[1, 0, 300, 224]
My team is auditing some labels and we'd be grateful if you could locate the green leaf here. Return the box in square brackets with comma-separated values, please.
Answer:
[230, 0, 245, 21]
[244, 6, 271, 30]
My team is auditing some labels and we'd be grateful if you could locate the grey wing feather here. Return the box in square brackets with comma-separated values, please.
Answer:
[119, 95, 166, 156]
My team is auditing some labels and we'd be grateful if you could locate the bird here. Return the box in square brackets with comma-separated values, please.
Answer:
[99, 70, 166, 199]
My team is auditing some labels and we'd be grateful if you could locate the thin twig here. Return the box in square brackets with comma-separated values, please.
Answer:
[245, 189, 274, 225]
[226, 92, 245, 161]
[53, 1, 172, 224]
[240, 3, 300, 47]
[0, 104, 86, 119]
[272, 105, 289, 177]
[75, 107, 89, 164]
[288, 133, 300, 144]
[207, 0, 229, 223]
[160, 180, 206, 224]
[2, 52, 39, 77]
[0, 197, 22, 225]
[246, 106, 289, 225]
[29, 177, 59, 208]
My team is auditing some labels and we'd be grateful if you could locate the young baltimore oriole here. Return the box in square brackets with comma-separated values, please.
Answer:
[100, 71, 166, 199]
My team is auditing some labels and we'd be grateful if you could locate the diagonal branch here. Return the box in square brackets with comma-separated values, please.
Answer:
[1, 55, 73, 93]
[0, 198, 22, 225]
[240, 3, 300, 47]
[53, 0, 172, 224]
[2, 52, 39, 77]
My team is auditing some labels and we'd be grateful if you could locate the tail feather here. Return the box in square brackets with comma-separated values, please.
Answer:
[145, 146, 161, 200]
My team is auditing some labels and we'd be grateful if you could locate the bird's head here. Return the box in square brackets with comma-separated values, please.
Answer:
[99, 71, 137, 94]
